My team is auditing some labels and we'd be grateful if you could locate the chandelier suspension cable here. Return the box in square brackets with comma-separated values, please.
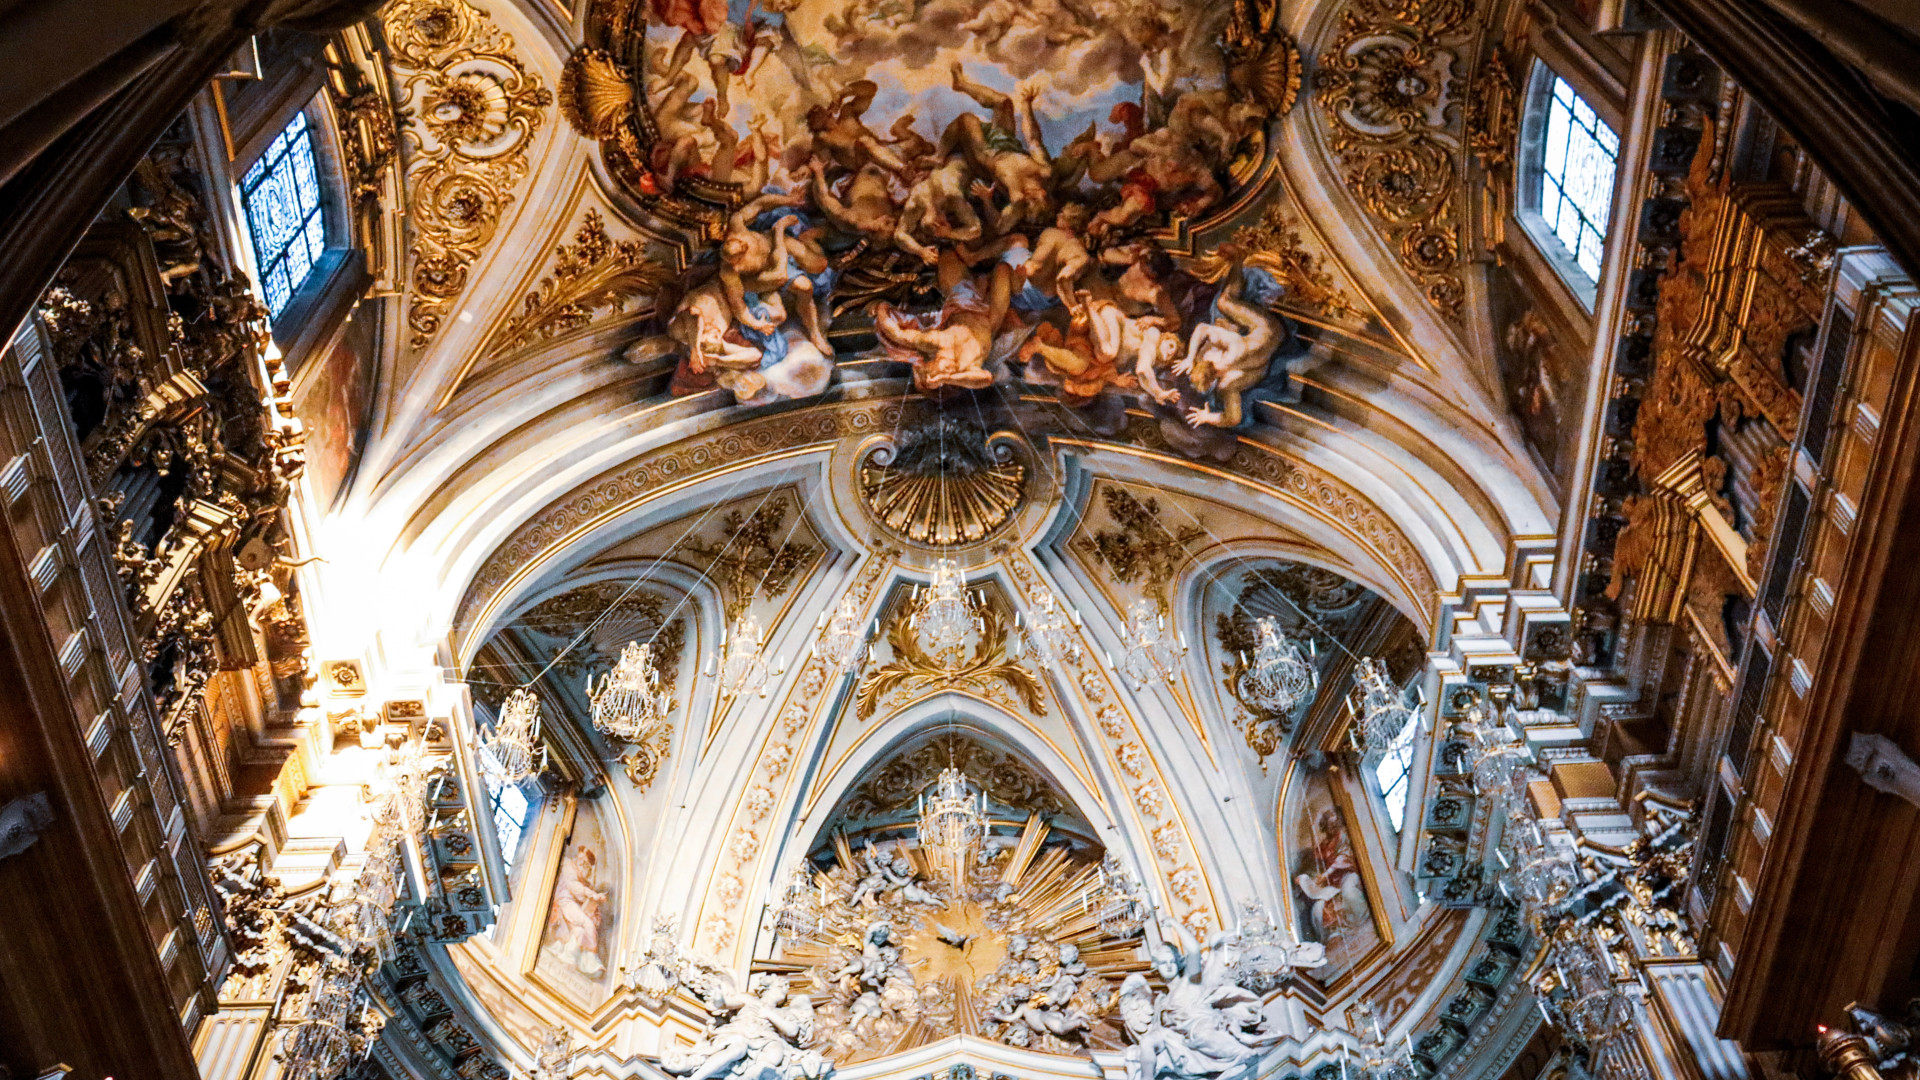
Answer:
[469, 466, 791, 776]
[989, 383, 1370, 662]
[1004, 390, 1432, 745]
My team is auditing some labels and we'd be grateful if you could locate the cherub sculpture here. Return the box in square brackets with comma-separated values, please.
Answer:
[1117, 926, 1289, 1080]
[660, 972, 832, 1080]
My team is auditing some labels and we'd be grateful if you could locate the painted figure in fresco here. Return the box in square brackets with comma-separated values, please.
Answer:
[1294, 806, 1369, 946]
[619, 0, 1314, 444]
[939, 70, 1056, 234]
[719, 198, 835, 356]
[895, 155, 986, 265]
[661, 973, 832, 1080]
[810, 165, 903, 250]
[872, 249, 1011, 393]
[667, 281, 772, 401]
[807, 81, 913, 176]
[1175, 260, 1287, 428]
[544, 845, 609, 977]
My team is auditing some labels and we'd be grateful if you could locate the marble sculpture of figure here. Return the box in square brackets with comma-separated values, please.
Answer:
[661, 973, 832, 1080]
[1118, 928, 1286, 1080]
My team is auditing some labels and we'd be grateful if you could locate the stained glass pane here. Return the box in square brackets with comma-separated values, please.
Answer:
[242, 110, 328, 318]
[1535, 74, 1619, 287]
[1374, 711, 1420, 833]
[489, 780, 531, 868]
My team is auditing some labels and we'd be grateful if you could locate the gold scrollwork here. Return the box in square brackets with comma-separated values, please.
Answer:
[1314, 0, 1479, 319]
[383, 0, 552, 350]
[856, 592, 1045, 721]
[483, 209, 671, 359]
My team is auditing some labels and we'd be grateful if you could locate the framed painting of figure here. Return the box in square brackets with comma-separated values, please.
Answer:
[1287, 766, 1387, 985]
[533, 799, 620, 1006]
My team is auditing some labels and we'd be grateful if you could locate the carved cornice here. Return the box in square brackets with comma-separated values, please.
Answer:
[455, 402, 1442, 651]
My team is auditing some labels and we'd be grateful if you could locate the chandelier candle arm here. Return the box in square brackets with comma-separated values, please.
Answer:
[587, 640, 674, 742]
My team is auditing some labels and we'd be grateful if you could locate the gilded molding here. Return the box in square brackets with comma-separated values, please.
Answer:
[456, 402, 905, 644]
[383, 0, 552, 349]
[456, 402, 1441, 651]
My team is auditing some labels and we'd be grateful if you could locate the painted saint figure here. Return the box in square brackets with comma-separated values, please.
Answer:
[544, 845, 609, 977]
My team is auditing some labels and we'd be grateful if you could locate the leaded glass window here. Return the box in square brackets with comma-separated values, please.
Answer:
[488, 777, 530, 869]
[1537, 75, 1619, 283]
[242, 111, 327, 317]
[1374, 710, 1420, 833]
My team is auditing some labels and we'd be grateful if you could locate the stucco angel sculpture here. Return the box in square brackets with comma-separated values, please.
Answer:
[660, 972, 833, 1080]
[1117, 926, 1289, 1080]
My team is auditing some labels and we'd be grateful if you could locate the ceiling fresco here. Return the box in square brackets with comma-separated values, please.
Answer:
[545, 0, 1336, 458]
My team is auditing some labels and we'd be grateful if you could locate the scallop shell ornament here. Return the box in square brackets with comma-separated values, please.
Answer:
[559, 47, 635, 140]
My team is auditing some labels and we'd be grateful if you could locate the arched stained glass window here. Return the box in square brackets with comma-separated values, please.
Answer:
[1537, 75, 1620, 283]
[241, 111, 327, 317]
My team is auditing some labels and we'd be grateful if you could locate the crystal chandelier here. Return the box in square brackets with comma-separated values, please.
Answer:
[587, 640, 674, 742]
[1348, 657, 1416, 753]
[1226, 898, 1327, 991]
[1547, 932, 1633, 1047]
[481, 688, 545, 784]
[917, 766, 986, 880]
[1462, 707, 1530, 804]
[1084, 854, 1148, 938]
[279, 957, 363, 1080]
[1115, 597, 1186, 690]
[370, 741, 428, 839]
[1497, 813, 1579, 921]
[706, 613, 786, 699]
[773, 866, 825, 939]
[1237, 617, 1316, 713]
[813, 595, 874, 674]
[911, 559, 982, 664]
[1351, 1001, 1421, 1080]
[623, 916, 683, 999]
[1013, 586, 1083, 665]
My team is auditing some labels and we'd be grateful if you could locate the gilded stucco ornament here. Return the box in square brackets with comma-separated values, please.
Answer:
[1231, 204, 1357, 321]
[683, 495, 820, 621]
[857, 418, 1029, 548]
[1314, 0, 1483, 319]
[1073, 487, 1204, 611]
[484, 209, 672, 359]
[855, 590, 1044, 721]
[383, 0, 552, 349]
